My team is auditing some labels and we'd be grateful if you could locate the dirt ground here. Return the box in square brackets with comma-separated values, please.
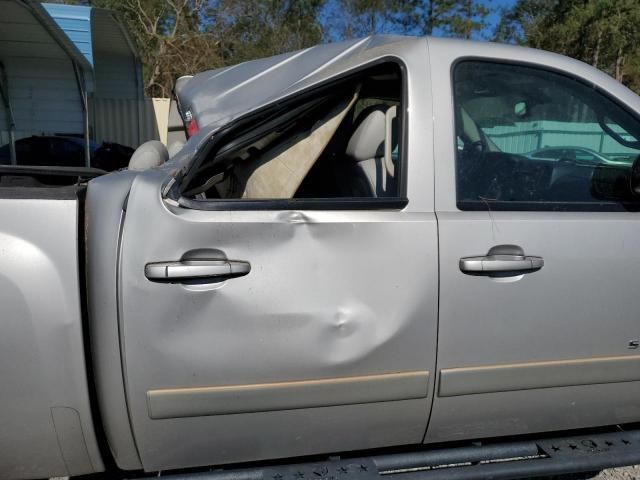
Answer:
[592, 465, 640, 479]
[541, 466, 640, 480]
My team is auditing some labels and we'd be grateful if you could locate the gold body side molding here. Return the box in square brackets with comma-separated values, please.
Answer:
[148, 371, 430, 419]
[439, 355, 640, 397]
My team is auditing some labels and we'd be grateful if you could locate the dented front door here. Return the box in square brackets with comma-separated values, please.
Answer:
[118, 172, 438, 471]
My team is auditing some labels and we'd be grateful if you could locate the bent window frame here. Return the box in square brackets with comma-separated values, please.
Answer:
[168, 57, 410, 211]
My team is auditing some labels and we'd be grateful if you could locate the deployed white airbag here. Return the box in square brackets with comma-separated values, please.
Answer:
[234, 92, 358, 199]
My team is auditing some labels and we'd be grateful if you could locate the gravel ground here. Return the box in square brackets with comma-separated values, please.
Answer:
[533, 465, 640, 480]
[592, 465, 640, 480]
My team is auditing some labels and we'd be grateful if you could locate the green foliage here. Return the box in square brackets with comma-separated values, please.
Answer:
[82, 0, 326, 96]
[413, 0, 459, 36]
[446, 0, 491, 39]
[322, 0, 490, 39]
[90, 0, 223, 97]
[323, 0, 411, 39]
[62, 0, 637, 96]
[496, 0, 640, 93]
[209, 0, 324, 63]
[79, 0, 495, 96]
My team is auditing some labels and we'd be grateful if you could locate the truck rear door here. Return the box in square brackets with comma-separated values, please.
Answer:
[427, 39, 640, 443]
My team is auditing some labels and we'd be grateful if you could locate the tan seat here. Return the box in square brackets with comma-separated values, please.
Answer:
[128, 140, 169, 171]
[345, 105, 396, 197]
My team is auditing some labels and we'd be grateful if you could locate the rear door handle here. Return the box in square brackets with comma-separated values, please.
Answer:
[460, 244, 543, 274]
[145, 259, 251, 282]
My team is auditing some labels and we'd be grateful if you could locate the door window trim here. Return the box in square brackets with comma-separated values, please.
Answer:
[176, 196, 408, 211]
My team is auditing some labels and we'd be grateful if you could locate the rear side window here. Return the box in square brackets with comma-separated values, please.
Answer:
[453, 61, 640, 211]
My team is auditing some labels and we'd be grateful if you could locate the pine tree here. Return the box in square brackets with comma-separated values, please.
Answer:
[496, 0, 640, 93]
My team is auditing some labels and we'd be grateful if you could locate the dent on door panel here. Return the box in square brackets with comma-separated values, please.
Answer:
[119, 171, 438, 472]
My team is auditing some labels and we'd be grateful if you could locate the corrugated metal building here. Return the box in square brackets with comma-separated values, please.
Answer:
[484, 121, 639, 158]
[0, 1, 161, 165]
[0, 0, 93, 159]
[43, 2, 153, 149]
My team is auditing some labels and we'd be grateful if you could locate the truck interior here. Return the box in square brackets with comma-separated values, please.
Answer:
[179, 63, 403, 201]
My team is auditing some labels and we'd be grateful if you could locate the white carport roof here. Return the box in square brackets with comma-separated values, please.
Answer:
[1, 0, 93, 85]
[42, 2, 142, 100]
[0, 0, 94, 164]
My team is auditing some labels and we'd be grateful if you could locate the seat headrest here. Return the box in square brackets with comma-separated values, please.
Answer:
[128, 140, 169, 171]
[346, 105, 387, 162]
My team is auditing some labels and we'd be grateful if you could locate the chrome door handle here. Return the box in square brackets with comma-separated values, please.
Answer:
[460, 245, 543, 274]
[145, 259, 251, 282]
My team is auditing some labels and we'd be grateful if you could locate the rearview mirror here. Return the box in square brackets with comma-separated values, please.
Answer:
[514, 101, 527, 117]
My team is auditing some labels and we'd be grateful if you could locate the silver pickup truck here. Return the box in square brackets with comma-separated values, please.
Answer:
[3, 35, 640, 480]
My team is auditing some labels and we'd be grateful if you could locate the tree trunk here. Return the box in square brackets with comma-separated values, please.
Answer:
[616, 47, 625, 82]
[592, 29, 602, 68]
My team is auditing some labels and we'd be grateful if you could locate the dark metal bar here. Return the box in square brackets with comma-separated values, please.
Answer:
[391, 448, 640, 480]
[72, 62, 91, 168]
[372, 442, 540, 472]
[148, 469, 264, 480]
[144, 429, 640, 480]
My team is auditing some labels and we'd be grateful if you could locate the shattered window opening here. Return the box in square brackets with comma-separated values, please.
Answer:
[180, 63, 404, 203]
